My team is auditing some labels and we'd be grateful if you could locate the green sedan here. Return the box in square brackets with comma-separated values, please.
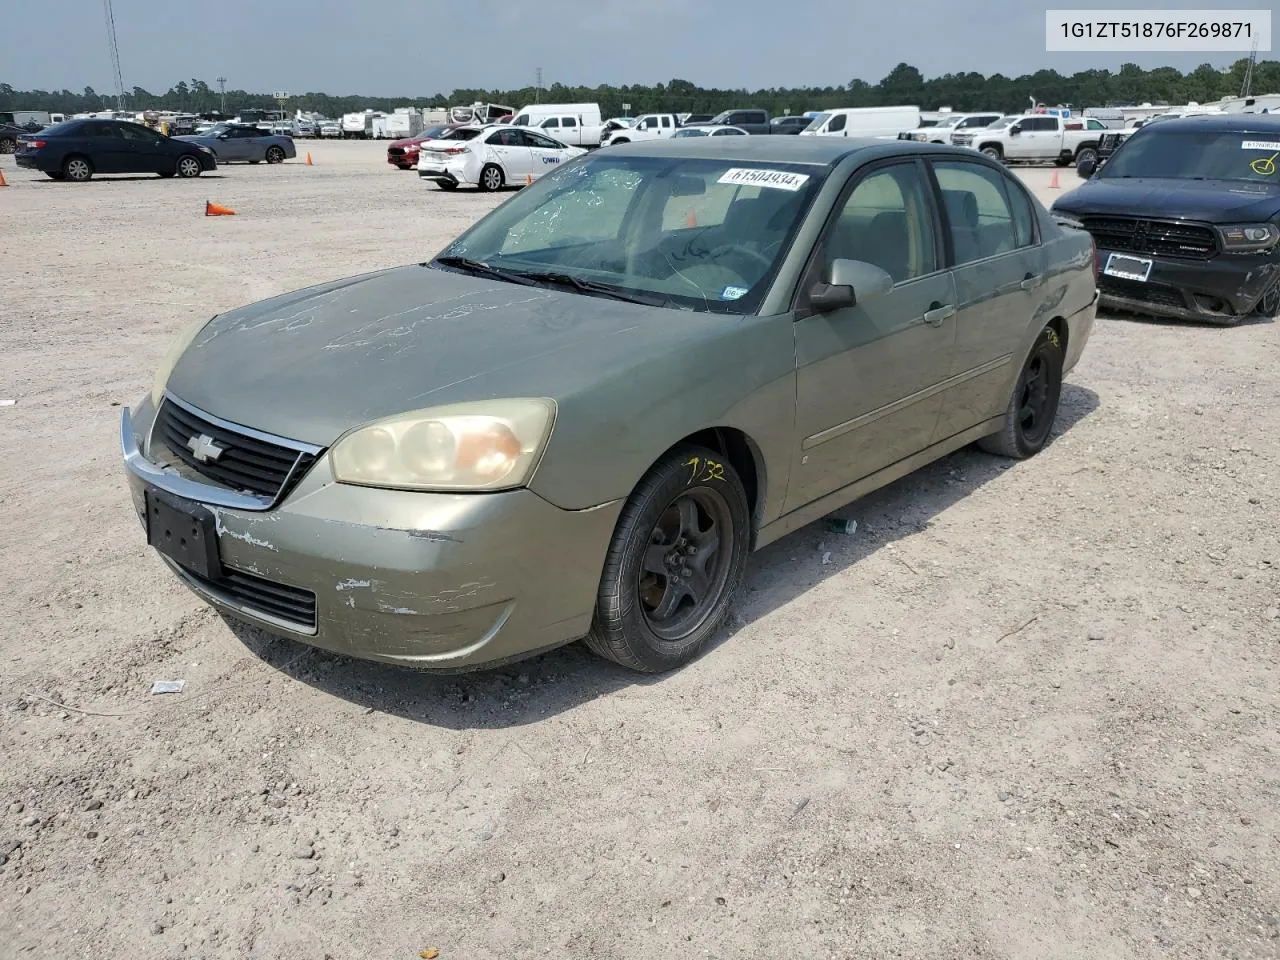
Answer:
[122, 136, 1097, 673]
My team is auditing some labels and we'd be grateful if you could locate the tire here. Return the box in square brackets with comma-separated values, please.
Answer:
[1074, 146, 1098, 166]
[979, 326, 1064, 459]
[265, 146, 286, 164]
[1054, 156, 1072, 167]
[1257, 282, 1280, 319]
[478, 163, 504, 192]
[980, 145, 1003, 161]
[63, 155, 93, 182]
[436, 180, 458, 191]
[0, 137, 15, 154]
[176, 155, 202, 178]
[585, 445, 751, 673]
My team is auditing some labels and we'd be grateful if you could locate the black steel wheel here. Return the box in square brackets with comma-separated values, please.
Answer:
[586, 445, 750, 672]
[980, 326, 1064, 459]
[1258, 282, 1280, 319]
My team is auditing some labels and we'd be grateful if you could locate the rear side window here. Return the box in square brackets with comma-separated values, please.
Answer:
[932, 161, 1020, 264]
[82, 121, 120, 138]
[562, 117, 576, 128]
[828, 114, 846, 133]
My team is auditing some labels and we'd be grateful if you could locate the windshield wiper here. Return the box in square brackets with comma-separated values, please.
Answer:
[508, 270, 669, 306]
[431, 256, 540, 286]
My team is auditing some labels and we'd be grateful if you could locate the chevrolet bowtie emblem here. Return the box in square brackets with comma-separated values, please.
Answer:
[187, 433, 226, 463]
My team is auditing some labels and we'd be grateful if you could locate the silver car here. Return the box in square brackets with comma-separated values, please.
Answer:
[175, 123, 296, 164]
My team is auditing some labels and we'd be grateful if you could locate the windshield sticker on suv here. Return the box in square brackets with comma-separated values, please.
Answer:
[1241, 141, 1280, 151]
[718, 168, 811, 191]
[720, 285, 749, 301]
[1249, 152, 1278, 177]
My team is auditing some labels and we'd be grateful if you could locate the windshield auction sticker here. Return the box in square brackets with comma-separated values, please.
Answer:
[718, 168, 811, 191]
[1241, 141, 1280, 151]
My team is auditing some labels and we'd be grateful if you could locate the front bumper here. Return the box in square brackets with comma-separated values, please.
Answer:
[1096, 247, 1280, 324]
[120, 399, 622, 670]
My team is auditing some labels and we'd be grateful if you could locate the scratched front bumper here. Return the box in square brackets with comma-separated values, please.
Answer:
[121, 398, 622, 670]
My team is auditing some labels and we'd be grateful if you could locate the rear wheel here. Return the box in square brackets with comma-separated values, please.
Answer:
[1054, 156, 1072, 167]
[63, 156, 93, 182]
[585, 445, 750, 673]
[979, 327, 1064, 459]
[265, 146, 286, 164]
[0, 137, 16, 154]
[176, 155, 202, 178]
[478, 163, 504, 192]
[1074, 146, 1098, 167]
[980, 145, 1003, 161]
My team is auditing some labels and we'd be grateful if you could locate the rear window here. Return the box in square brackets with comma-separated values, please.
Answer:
[36, 120, 86, 137]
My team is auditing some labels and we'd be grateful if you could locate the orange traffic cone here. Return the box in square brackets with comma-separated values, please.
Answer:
[524, 173, 532, 186]
[305, 152, 313, 166]
[686, 208, 697, 228]
[0, 168, 8, 187]
[1049, 169, 1061, 189]
[205, 201, 236, 216]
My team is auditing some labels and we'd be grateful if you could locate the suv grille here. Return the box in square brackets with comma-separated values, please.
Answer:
[152, 396, 318, 502]
[1082, 216, 1217, 260]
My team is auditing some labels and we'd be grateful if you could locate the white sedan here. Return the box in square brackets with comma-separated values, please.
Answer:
[670, 125, 749, 138]
[417, 125, 585, 191]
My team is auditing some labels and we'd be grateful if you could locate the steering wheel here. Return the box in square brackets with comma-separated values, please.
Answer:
[706, 242, 773, 271]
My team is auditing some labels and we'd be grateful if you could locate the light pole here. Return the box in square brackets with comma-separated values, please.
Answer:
[217, 76, 227, 115]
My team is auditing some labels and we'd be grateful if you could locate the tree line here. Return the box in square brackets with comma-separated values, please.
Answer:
[3, 59, 1276, 120]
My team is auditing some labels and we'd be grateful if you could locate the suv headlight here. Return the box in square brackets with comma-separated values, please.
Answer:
[1218, 223, 1280, 253]
[329, 399, 556, 492]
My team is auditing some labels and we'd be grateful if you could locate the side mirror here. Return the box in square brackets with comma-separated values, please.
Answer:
[1076, 157, 1097, 179]
[1009, 124, 1022, 135]
[217, 133, 230, 140]
[809, 259, 894, 313]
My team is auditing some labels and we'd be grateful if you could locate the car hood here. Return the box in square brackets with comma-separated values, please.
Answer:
[165, 265, 709, 447]
[1054, 177, 1280, 223]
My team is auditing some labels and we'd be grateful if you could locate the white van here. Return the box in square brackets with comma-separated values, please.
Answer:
[800, 106, 922, 139]
[511, 103, 605, 147]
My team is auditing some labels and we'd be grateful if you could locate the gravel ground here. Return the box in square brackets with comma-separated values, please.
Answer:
[1, 142, 1278, 960]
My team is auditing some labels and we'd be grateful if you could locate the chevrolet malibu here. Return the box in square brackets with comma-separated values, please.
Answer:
[122, 137, 1097, 673]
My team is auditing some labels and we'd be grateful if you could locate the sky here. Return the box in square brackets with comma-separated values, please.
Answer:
[1, 0, 1260, 97]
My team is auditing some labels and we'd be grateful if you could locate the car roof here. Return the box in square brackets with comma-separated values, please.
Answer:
[600, 135, 976, 166]
[1140, 113, 1280, 133]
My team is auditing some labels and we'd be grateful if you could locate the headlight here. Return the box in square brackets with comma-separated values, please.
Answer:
[1217, 223, 1280, 253]
[151, 315, 213, 408]
[197, 146, 213, 154]
[329, 399, 556, 492]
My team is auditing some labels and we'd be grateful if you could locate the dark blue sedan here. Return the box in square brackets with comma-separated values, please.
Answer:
[15, 118, 218, 182]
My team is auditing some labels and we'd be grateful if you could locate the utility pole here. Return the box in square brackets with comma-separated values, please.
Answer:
[217, 76, 227, 115]
[102, 0, 126, 110]
[535, 67, 543, 104]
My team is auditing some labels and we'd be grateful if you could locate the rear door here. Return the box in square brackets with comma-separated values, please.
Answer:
[787, 159, 957, 510]
[484, 128, 533, 181]
[80, 121, 131, 173]
[928, 158, 1046, 441]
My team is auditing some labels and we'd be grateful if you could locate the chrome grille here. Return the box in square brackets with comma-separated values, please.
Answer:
[1082, 216, 1217, 260]
[151, 395, 319, 502]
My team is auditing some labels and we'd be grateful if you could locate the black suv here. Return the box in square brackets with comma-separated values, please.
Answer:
[1054, 114, 1280, 325]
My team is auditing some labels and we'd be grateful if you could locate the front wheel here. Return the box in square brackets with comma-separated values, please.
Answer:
[585, 445, 750, 672]
[980, 145, 1003, 161]
[265, 146, 286, 164]
[64, 156, 93, 182]
[176, 155, 203, 178]
[979, 327, 1064, 459]
[1074, 146, 1098, 167]
[478, 163, 504, 192]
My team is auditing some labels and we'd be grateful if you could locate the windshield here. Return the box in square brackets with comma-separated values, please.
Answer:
[803, 113, 831, 132]
[708, 111, 732, 124]
[434, 155, 827, 313]
[1101, 128, 1280, 183]
[935, 116, 963, 128]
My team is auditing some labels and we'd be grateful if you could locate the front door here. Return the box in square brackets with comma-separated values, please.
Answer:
[115, 123, 170, 173]
[84, 122, 132, 173]
[787, 159, 958, 511]
[522, 130, 568, 180]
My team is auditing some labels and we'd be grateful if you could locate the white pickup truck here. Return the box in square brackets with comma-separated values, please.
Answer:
[511, 106, 605, 148]
[602, 114, 680, 145]
[954, 114, 1108, 167]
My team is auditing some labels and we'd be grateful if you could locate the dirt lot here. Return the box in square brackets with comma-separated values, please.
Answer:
[1, 141, 1278, 960]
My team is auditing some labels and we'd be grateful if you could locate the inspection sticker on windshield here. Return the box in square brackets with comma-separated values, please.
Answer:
[720, 285, 749, 301]
[718, 168, 810, 191]
[1241, 141, 1280, 151]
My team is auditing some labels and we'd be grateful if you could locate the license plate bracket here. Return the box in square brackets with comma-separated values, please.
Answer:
[1103, 252, 1153, 282]
[145, 488, 222, 580]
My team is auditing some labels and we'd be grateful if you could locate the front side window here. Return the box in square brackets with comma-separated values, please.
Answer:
[438, 156, 827, 313]
[932, 160, 1020, 264]
[118, 124, 163, 144]
[824, 162, 937, 283]
[828, 114, 847, 133]
[526, 131, 562, 150]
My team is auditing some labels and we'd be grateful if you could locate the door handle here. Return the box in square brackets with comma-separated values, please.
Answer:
[1020, 274, 1041, 291]
[923, 305, 955, 327]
